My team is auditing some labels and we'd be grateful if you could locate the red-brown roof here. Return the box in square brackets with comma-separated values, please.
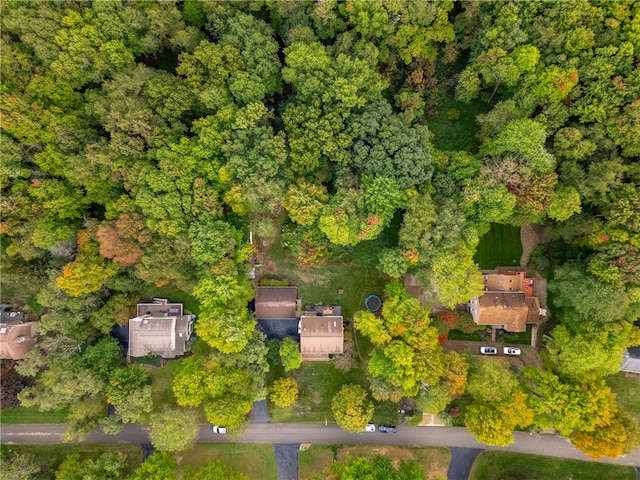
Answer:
[470, 292, 540, 332]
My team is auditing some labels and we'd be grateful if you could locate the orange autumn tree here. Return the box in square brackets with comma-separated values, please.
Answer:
[571, 412, 639, 459]
[57, 232, 120, 297]
[97, 213, 151, 266]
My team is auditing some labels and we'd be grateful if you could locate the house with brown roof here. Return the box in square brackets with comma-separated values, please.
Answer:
[298, 313, 344, 361]
[0, 322, 38, 360]
[255, 286, 299, 339]
[468, 271, 544, 333]
[128, 298, 194, 359]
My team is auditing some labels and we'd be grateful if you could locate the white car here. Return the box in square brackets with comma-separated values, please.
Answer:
[503, 347, 521, 355]
[212, 426, 227, 434]
[480, 346, 497, 355]
[364, 423, 376, 432]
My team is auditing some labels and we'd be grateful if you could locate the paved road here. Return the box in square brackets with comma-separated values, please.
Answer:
[2, 424, 639, 468]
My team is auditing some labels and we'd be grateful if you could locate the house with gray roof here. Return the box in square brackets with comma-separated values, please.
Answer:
[621, 346, 640, 374]
[128, 298, 194, 359]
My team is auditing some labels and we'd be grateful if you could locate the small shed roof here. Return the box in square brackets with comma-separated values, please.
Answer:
[255, 287, 298, 319]
[0, 322, 38, 360]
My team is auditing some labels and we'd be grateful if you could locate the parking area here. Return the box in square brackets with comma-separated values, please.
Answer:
[443, 340, 544, 369]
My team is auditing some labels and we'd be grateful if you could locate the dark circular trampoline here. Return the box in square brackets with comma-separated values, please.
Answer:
[365, 294, 382, 312]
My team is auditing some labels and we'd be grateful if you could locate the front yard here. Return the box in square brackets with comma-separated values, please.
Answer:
[469, 451, 635, 480]
[177, 444, 277, 480]
[606, 372, 640, 423]
[299, 444, 451, 480]
[268, 359, 399, 426]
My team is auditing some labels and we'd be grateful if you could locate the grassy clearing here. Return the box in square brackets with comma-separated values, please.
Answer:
[428, 96, 489, 152]
[0, 405, 68, 424]
[474, 224, 522, 270]
[0, 444, 141, 477]
[606, 373, 640, 423]
[299, 444, 451, 480]
[177, 444, 277, 480]
[25, 293, 44, 315]
[265, 237, 389, 319]
[469, 451, 635, 480]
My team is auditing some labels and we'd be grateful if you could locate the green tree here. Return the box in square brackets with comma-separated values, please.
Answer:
[331, 384, 374, 433]
[56, 452, 126, 480]
[353, 310, 391, 345]
[283, 180, 329, 226]
[128, 452, 176, 480]
[547, 186, 582, 222]
[280, 337, 303, 371]
[56, 238, 120, 297]
[149, 408, 199, 452]
[270, 377, 299, 408]
[0, 451, 44, 480]
[196, 309, 256, 355]
[352, 102, 433, 188]
[184, 459, 249, 480]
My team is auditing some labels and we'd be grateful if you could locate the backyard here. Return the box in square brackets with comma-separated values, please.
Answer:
[261, 233, 389, 319]
[469, 451, 636, 480]
[299, 444, 451, 480]
[474, 223, 523, 269]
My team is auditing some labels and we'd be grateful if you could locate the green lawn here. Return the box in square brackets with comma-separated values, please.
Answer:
[0, 405, 68, 424]
[428, 96, 489, 152]
[448, 330, 482, 341]
[606, 373, 640, 423]
[269, 361, 366, 423]
[149, 361, 181, 409]
[178, 444, 277, 480]
[0, 444, 141, 477]
[140, 284, 201, 314]
[469, 451, 635, 480]
[474, 223, 523, 269]
[299, 444, 451, 480]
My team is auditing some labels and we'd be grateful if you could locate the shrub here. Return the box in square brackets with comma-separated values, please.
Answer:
[270, 378, 299, 408]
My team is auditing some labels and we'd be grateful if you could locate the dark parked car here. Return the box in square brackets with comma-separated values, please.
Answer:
[378, 424, 397, 433]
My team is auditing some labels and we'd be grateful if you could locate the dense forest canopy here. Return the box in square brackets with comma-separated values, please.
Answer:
[1, 0, 639, 459]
